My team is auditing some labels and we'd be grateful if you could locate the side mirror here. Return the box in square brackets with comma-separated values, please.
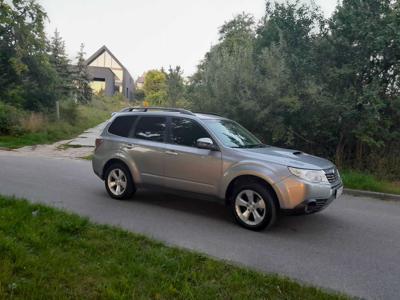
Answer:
[196, 137, 218, 151]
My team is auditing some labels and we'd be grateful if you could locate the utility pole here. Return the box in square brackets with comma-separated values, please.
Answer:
[56, 101, 60, 120]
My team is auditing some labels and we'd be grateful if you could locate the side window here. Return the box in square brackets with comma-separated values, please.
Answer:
[134, 116, 167, 142]
[108, 115, 137, 137]
[171, 118, 211, 147]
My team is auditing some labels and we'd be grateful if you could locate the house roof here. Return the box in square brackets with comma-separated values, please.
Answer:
[85, 45, 132, 79]
[136, 75, 145, 84]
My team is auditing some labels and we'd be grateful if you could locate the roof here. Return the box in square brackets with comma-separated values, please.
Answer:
[136, 75, 145, 84]
[85, 45, 132, 80]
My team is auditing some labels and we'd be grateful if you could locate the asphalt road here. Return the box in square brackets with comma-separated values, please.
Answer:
[0, 152, 399, 299]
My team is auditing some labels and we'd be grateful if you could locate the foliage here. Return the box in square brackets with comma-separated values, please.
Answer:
[187, 0, 400, 179]
[143, 69, 168, 105]
[341, 170, 400, 195]
[0, 95, 126, 149]
[74, 43, 93, 104]
[0, 0, 58, 111]
[0, 195, 347, 299]
[48, 29, 74, 101]
[133, 88, 145, 101]
[0, 102, 24, 135]
[166, 65, 186, 106]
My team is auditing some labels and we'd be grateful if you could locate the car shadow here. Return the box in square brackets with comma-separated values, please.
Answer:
[124, 189, 346, 236]
[132, 189, 233, 224]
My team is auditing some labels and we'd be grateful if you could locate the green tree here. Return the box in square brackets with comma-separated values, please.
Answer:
[133, 88, 145, 102]
[143, 70, 167, 106]
[166, 66, 185, 107]
[0, 0, 58, 111]
[315, 0, 400, 168]
[48, 29, 73, 100]
[187, 0, 400, 178]
[74, 43, 92, 104]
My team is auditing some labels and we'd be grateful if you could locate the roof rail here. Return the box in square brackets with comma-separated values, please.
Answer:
[122, 106, 195, 116]
[194, 111, 222, 117]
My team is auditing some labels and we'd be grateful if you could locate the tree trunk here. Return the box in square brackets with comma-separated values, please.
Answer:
[335, 133, 345, 168]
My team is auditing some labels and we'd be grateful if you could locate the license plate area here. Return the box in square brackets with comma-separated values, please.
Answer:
[335, 186, 343, 199]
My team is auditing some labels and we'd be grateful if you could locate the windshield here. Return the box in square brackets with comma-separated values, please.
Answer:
[206, 119, 265, 148]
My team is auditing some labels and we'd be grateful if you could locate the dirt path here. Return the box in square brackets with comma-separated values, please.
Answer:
[4, 122, 106, 159]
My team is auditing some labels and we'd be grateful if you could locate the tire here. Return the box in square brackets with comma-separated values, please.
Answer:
[104, 162, 136, 200]
[230, 181, 277, 231]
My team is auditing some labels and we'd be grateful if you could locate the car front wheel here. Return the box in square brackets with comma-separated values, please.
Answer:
[230, 182, 277, 230]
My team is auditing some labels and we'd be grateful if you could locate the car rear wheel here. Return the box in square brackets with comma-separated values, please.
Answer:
[104, 163, 135, 200]
[230, 182, 277, 231]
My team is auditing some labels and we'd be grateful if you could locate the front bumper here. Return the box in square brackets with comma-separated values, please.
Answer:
[273, 175, 343, 212]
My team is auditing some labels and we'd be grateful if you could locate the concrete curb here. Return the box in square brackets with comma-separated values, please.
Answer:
[344, 188, 400, 202]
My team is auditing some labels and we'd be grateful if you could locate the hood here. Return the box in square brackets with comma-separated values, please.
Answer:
[235, 146, 334, 170]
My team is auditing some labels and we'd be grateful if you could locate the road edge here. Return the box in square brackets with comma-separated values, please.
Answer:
[344, 188, 400, 202]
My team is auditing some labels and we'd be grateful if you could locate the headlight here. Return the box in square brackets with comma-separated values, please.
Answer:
[288, 167, 329, 183]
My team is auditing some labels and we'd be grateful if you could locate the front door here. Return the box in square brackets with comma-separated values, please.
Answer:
[163, 117, 222, 196]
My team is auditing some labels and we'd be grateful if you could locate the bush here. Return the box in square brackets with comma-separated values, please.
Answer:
[0, 102, 24, 135]
[59, 100, 79, 125]
[20, 112, 46, 133]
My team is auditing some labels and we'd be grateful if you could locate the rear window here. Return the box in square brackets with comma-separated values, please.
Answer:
[134, 116, 167, 142]
[108, 115, 137, 137]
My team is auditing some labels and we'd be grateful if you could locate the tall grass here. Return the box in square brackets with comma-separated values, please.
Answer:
[0, 95, 129, 149]
[341, 170, 400, 195]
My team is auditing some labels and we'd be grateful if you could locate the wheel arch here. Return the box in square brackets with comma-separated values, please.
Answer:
[102, 157, 139, 185]
[224, 175, 281, 210]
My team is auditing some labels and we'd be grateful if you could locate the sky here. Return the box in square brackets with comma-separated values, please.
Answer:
[38, 0, 338, 78]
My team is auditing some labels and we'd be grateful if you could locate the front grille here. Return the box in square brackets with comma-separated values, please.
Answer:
[324, 168, 338, 183]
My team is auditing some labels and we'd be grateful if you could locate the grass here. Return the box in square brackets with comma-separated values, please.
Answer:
[341, 169, 400, 195]
[80, 153, 94, 160]
[0, 96, 128, 149]
[0, 195, 347, 300]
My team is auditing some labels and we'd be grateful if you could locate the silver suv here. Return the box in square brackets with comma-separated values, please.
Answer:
[92, 107, 343, 230]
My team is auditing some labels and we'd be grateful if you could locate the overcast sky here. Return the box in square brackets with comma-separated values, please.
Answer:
[38, 0, 338, 78]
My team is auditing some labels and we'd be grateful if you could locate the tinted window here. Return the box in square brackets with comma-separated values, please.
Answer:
[134, 117, 167, 142]
[108, 115, 137, 137]
[171, 118, 211, 147]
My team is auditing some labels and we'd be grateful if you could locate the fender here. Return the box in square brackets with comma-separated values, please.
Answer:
[103, 151, 142, 185]
[219, 160, 288, 200]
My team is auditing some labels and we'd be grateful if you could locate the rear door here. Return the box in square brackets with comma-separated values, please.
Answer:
[127, 116, 167, 186]
[163, 117, 222, 196]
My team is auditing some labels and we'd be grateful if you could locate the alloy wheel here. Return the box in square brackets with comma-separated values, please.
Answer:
[107, 168, 127, 196]
[235, 189, 267, 226]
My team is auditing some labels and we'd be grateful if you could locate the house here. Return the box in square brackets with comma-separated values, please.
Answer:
[85, 45, 134, 100]
[135, 74, 145, 90]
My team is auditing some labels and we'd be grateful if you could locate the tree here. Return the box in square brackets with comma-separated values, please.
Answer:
[187, 0, 400, 178]
[166, 66, 185, 107]
[74, 43, 92, 104]
[143, 70, 167, 105]
[48, 29, 73, 100]
[133, 88, 145, 102]
[0, 0, 59, 111]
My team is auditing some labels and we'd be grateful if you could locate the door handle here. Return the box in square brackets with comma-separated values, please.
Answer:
[165, 150, 178, 156]
[122, 143, 135, 150]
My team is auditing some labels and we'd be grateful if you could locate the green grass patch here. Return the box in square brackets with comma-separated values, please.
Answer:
[0, 96, 128, 149]
[0, 195, 346, 299]
[341, 170, 400, 195]
[80, 153, 94, 160]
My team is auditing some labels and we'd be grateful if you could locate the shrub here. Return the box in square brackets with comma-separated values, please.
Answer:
[20, 112, 46, 133]
[0, 102, 24, 135]
[60, 100, 79, 125]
